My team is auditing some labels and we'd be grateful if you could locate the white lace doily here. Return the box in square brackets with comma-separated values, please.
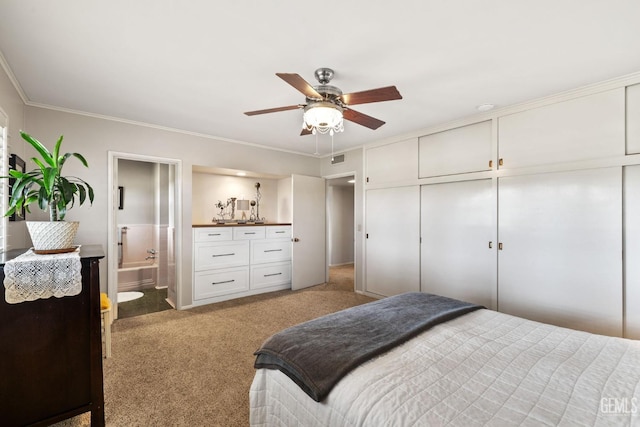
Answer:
[3, 247, 82, 304]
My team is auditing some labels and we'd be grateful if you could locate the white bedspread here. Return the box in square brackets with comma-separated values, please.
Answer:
[250, 309, 640, 426]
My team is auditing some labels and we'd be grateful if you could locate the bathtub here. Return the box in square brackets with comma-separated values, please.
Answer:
[118, 224, 159, 292]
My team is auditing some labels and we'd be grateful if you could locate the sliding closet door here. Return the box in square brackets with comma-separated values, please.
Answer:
[365, 186, 420, 296]
[421, 179, 496, 308]
[624, 165, 640, 339]
[498, 167, 622, 337]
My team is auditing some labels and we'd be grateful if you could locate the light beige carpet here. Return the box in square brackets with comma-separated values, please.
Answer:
[54, 264, 371, 426]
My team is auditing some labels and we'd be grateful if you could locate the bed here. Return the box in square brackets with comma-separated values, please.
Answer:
[250, 293, 640, 426]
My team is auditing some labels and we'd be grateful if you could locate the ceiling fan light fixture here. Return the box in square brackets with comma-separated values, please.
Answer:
[303, 101, 344, 135]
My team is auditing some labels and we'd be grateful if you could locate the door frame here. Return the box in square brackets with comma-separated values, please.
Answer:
[107, 151, 183, 318]
[323, 171, 357, 291]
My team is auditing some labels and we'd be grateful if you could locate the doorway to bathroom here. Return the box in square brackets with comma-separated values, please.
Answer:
[107, 152, 182, 319]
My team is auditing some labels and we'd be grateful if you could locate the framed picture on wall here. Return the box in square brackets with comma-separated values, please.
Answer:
[8, 154, 26, 221]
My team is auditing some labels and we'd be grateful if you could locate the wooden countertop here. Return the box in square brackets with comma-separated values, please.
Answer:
[192, 223, 291, 228]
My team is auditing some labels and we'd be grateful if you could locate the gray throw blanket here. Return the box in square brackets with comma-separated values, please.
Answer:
[254, 292, 483, 401]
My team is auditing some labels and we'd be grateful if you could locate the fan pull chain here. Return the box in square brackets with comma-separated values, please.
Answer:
[331, 133, 335, 162]
[314, 132, 319, 156]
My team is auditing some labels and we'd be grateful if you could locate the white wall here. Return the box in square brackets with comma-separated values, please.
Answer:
[0, 61, 28, 250]
[22, 105, 320, 307]
[118, 159, 156, 224]
[191, 173, 280, 224]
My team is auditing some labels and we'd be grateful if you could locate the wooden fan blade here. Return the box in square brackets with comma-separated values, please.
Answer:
[276, 73, 323, 99]
[343, 108, 386, 130]
[300, 128, 313, 136]
[340, 86, 402, 106]
[244, 105, 302, 116]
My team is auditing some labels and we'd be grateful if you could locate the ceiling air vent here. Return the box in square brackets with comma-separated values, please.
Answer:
[331, 154, 345, 164]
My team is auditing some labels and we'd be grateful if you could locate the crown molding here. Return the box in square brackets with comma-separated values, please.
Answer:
[24, 101, 321, 158]
[0, 50, 28, 104]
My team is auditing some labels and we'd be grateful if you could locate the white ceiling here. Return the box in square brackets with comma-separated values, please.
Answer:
[1, 1, 639, 157]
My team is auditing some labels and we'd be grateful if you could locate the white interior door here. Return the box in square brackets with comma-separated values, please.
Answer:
[498, 167, 622, 336]
[291, 174, 326, 290]
[421, 179, 496, 308]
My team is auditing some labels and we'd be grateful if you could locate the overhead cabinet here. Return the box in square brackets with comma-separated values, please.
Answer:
[365, 138, 418, 185]
[419, 120, 492, 177]
[498, 88, 625, 168]
[628, 83, 640, 154]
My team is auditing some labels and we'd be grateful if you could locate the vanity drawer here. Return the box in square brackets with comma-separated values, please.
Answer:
[251, 262, 291, 290]
[233, 226, 266, 240]
[266, 226, 291, 239]
[194, 241, 249, 271]
[194, 227, 233, 242]
[194, 267, 249, 300]
[251, 239, 291, 264]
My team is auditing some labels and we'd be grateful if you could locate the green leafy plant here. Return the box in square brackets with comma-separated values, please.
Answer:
[4, 131, 94, 221]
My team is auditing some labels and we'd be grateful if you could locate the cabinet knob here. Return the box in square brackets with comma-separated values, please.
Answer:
[292, 238, 300, 242]
[498, 242, 503, 250]
[488, 241, 493, 249]
[499, 158, 504, 166]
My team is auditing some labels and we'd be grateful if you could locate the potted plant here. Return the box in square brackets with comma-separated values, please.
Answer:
[4, 131, 94, 252]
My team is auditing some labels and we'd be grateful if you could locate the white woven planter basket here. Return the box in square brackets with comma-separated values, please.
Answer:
[26, 221, 79, 251]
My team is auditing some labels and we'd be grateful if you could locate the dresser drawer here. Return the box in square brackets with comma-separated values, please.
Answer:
[266, 226, 291, 239]
[251, 239, 291, 264]
[233, 226, 266, 240]
[194, 241, 249, 271]
[251, 262, 291, 290]
[194, 227, 233, 242]
[194, 267, 249, 300]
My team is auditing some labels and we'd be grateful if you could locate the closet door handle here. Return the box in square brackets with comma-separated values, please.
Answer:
[489, 241, 493, 249]
[498, 242, 503, 250]
[489, 160, 493, 168]
[212, 253, 235, 257]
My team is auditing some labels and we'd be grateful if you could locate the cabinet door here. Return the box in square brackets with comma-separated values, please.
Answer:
[365, 186, 420, 296]
[419, 121, 492, 177]
[627, 84, 640, 154]
[498, 88, 625, 168]
[624, 165, 640, 339]
[366, 138, 418, 185]
[421, 179, 496, 308]
[498, 168, 622, 336]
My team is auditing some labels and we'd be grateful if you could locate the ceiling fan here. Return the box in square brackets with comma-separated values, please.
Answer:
[244, 68, 402, 136]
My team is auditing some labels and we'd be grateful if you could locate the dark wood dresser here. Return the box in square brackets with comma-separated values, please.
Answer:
[0, 245, 105, 426]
